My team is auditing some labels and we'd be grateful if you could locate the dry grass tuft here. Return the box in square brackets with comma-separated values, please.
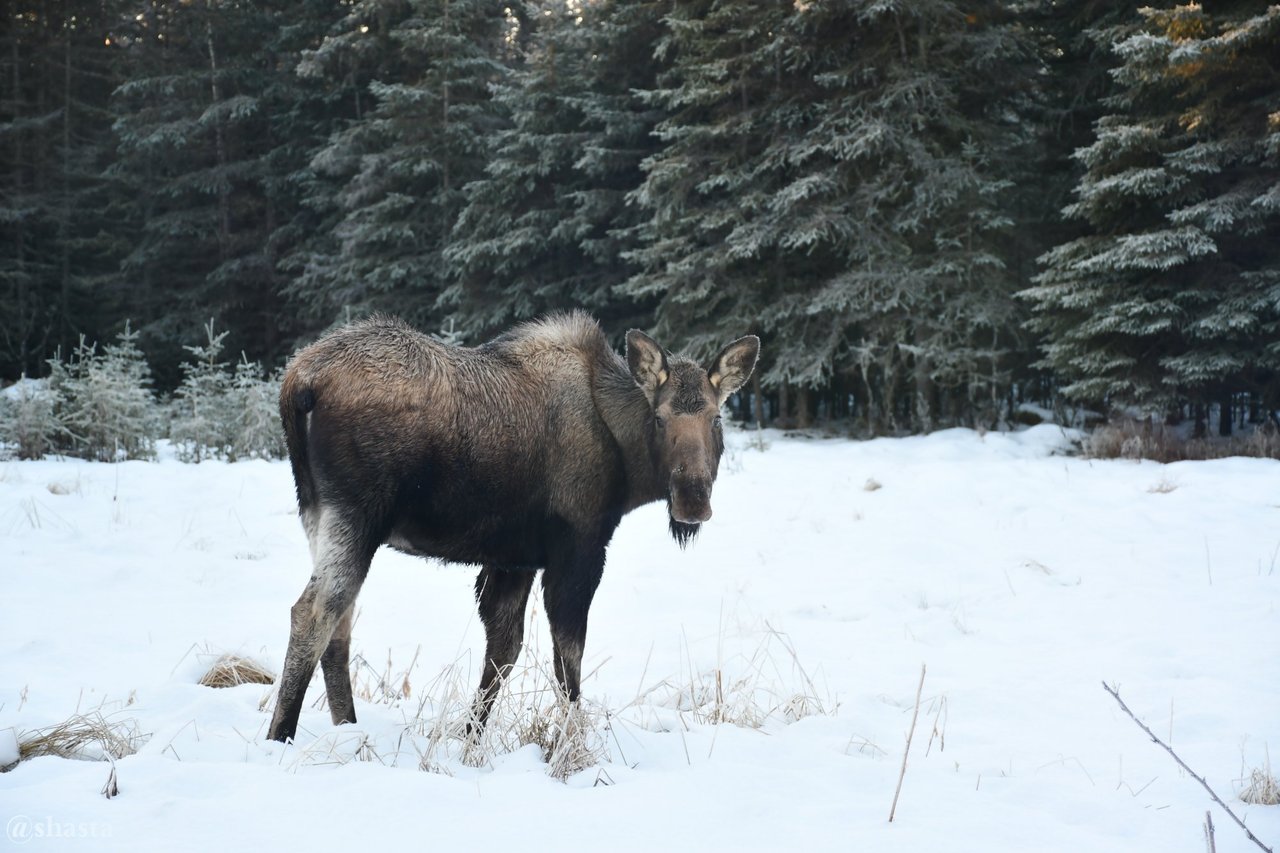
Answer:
[198, 653, 275, 688]
[1241, 760, 1280, 806]
[845, 734, 888, 757]
[46, 478, 81, 496]
[382, 607, 613, 781]
[349, 647, 419, 705]
[282, 608, 828, 782]
[512, 694, 608, 782]
[393, 648, 608, 781]
[1086, 418, 1280, 463]
[17, 712, 147, 764]
[633, 622, 835, 729]
[288, 730, 386, 770]
[401, 655, 481, 774]
[471, 609, 611, 780]
[477, 648, 609, 779]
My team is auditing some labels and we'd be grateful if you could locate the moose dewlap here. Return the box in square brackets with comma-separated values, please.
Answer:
[267, 312, 759, 743]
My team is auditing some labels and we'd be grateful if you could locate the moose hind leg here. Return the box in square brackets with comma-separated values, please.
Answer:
[471, 567, 535, 729]
[268, 517, 373, 743]
[320, 603, 357, 726]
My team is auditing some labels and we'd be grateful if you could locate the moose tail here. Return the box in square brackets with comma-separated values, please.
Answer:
[279, 373, 319, 514]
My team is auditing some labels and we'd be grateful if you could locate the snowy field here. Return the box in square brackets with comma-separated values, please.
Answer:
[1, 425, 1278, 852]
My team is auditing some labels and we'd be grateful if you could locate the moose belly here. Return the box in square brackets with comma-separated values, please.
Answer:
[384, 510, 547, 570]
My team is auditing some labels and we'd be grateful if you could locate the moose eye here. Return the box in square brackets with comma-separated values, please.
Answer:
[654, 415, 666, 429]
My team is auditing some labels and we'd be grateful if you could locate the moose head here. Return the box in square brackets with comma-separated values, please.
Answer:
[626, 330, 760, 545]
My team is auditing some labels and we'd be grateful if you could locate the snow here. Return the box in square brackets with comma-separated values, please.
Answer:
[0, 378, 48, 402]
[0, 728, 17, 768]
[2, 425, 1278, 851]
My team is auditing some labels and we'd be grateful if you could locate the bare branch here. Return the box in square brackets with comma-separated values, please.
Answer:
[1102, 682, 1272, 853]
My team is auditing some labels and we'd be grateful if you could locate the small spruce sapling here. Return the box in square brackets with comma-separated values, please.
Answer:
[0, 376, 62, 460]
[171, 320, 232, 462]
[49, 325, 159, 461]
[225, 355, 284, 461]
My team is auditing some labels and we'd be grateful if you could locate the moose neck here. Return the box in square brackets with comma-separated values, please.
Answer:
[594, 358, 666, 512]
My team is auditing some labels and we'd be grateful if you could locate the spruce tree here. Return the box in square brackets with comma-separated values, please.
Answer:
[621, 0, 792, 359]
[0, 0, 129, 378]
[49, 324, 159, 461]
[290, 0, 509, 329]
[171, 320, 232, 462]
[108, 0, 343, 382]
[625, 0, 1037, 429]
[0, 376, 61, 460]
[224, 356, 284, 461]
[444, 0, 667, 339]
[1024, 5, 1280, 417]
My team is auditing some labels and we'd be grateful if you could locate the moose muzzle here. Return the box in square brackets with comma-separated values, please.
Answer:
[669, 471, 714, 524]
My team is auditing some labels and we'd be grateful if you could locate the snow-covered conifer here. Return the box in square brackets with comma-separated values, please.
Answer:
[1025, 6, 1280, 419]
[49, 325, 159, 461]
[224, 356, 284, 461]
[170, 320, 232, 462]
[0, 377, 62, 460]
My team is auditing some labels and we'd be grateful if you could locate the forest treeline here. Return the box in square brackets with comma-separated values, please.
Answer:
[2, 1, 1278, 434]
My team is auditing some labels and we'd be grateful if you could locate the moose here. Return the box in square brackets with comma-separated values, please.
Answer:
[267, 312, 759, 743]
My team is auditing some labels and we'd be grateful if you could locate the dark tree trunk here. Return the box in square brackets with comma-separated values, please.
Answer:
[751, 373, 764, 426]
[11, 33, 28, 374]
[914, 354, 935, 433]
[206, 12, 232, 256]
[795, 385, 812, 429]
[59, 26, 72, 350]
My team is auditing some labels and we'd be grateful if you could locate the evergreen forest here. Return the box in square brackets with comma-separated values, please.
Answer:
[3, 1, 1279, 434]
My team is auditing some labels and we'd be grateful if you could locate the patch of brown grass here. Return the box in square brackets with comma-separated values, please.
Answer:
[198, 653, 275, 688]
[512, 693, 608, 782]
[1241, 757, 1280, 805]
[282, 611, 829, 783]
[373, 614, 610, 781]
[459, 647, 609, 781]
[1085, 419, 1280, 463]
[16, 712, 147, 764]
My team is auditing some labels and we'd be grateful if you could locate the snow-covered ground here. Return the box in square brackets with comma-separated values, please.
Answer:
[1, 426, 1277, 851]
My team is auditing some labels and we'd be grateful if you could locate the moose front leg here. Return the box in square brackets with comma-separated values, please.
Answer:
[472, 567, 536, 729]
[541, 543, 605, 703]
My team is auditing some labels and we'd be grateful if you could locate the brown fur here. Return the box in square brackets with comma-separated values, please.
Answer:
[266, 312, 758, 743]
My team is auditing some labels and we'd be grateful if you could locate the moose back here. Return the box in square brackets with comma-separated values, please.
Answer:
[267, 312, 759, 743]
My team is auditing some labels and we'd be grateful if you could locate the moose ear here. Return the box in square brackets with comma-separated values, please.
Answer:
[626, 330, 669, 404]
[707, 335, 760, 405]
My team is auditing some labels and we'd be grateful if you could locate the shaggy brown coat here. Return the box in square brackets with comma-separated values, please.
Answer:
[266, 312, 758, 743]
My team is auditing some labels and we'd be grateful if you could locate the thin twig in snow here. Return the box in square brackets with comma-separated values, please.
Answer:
[888, 663, 926, 823]
[1102, 682, 1272, 853]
